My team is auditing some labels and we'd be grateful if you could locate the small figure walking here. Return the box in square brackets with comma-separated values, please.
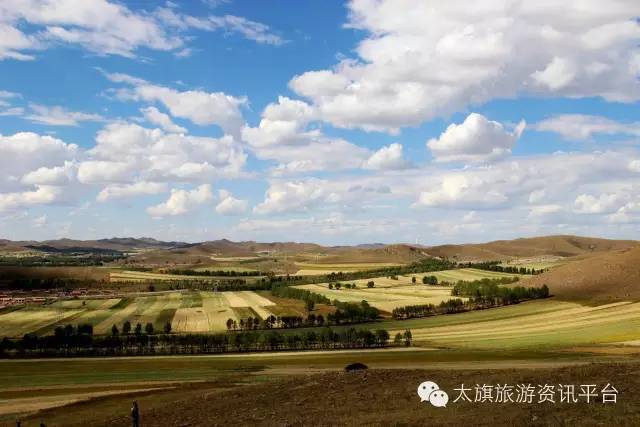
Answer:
[131, 400, 140, 427]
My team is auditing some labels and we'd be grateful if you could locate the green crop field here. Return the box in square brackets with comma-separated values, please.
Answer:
[384, 299, 640, 350]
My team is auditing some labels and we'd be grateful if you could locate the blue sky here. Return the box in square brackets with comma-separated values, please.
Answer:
[0, 0, 639, 245]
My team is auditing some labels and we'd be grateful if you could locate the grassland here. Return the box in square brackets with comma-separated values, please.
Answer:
[0, 291, 303, 337]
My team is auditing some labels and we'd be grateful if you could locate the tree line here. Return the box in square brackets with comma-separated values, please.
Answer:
[271, 286, 331, 304]
[0, 326, 405, 358]
[228, 300, 380, 332]
[226, 315, 324, 330]
[391, 298, 467, 319]
[0, 254, 124, 267]
[452, 280, 549, 305]
[461, 261, 546, 275]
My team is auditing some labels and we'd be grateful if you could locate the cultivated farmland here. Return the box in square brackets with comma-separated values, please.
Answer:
[109, 270, 221, 282]
[294, 262, 404, 276]
[419, 267, 523, 283]
[294, 281, 460, 312]
[385, 299, 640, 350]
[0, 291, 301, 337]
[293, 268, 522, 312]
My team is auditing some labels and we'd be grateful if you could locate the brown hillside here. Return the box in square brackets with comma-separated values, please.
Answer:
[526, 246, 640, 303]
[425, 235, 638, 261]
[316, 244, 429, 264]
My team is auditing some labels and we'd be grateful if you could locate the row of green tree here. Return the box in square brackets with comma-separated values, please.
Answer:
[0, 254, 123, 267]
[0, 327, 408, 358]
[271, 286, 331, 304]
[392, 299, 468, 319]
[461, 261, 546, 275]
[225, 315, 324, 330]
[451, 279, 549, 305]
[229, 300, 380, 332]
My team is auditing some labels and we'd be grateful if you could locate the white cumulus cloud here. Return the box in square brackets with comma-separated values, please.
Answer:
[215, 190, 248, 215]
[140, 106, 186, 134]
[535, 114, 640, 141]
[427, 113, 525, 163]
[289, 0, 640, 133]
[363, 143, 409, 170]
[147, 184, 213, 217]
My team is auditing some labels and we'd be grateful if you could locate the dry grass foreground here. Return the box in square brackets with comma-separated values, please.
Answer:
[12, 363, 640, 427]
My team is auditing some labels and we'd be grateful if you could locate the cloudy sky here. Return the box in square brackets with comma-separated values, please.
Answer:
[1, 0, 639, 245]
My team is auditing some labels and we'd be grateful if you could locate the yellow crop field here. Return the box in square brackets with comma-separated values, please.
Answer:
[294, 282, 462, 312]
[109, 270, 218, 282]
[294, 262, 403, 275]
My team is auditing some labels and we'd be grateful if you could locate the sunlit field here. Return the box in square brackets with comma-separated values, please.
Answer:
[0, 291, 304, 337]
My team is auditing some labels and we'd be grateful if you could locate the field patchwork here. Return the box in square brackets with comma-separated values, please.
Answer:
[0, 291, 287, 337]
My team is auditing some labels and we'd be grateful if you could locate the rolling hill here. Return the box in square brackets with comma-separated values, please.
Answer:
[424, 235, 638, 261]
[525, 246, 640, 303]
[0, 237, 189, 254]
[2, 235, 638, 271]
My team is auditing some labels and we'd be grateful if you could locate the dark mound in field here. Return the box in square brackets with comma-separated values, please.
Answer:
[526, 246, 640, 303]
[425, 235, 638, 262]
[344, 362, 368, 371]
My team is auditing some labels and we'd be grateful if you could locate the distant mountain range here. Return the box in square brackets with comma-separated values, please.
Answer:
[1, 235, 637, 262]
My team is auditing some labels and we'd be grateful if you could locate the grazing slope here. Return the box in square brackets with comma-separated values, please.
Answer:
[526, 246, 640, 303]
[425, 235, 638, 261]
